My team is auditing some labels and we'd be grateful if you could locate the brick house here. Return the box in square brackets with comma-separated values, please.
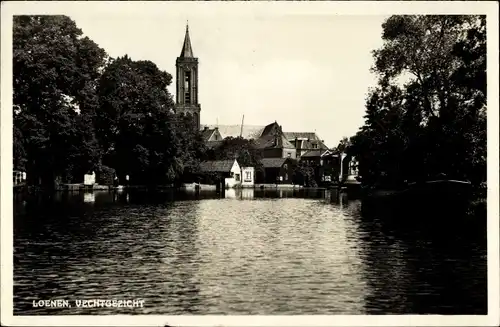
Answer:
[284, 132, 329, 159]
[254, 122, 297, 159]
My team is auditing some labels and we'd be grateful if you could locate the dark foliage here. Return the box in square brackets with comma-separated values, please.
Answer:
[13, 16, 210, 187]
[348, 15, 486, 191]
[14, 15, 106, 187]
[96, 165, 116, 186]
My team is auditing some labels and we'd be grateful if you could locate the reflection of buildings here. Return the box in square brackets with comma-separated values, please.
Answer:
[240, 188, 255, 199]
[224, 188, 237, 199]
[83, 192, 95, 203]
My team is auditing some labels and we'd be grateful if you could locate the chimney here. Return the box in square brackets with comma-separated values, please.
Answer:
[277, 127, 283, 148]
[295, 137, 301, 151]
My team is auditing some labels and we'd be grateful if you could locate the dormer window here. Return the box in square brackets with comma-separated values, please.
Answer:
[312, 143, 318, 149]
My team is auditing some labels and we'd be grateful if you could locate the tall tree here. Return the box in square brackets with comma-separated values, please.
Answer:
[349, 15, 486, 189]
[209, 137, 263, 170]
[96, 56, 176, 184]
[96, 56, 207, 186]
[13, 15, 107, 186]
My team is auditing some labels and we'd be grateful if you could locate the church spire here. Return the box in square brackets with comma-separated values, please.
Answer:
[180, 22, 194, 58]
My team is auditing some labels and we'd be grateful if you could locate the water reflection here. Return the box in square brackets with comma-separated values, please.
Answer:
[13, 189, 486, 315]
[83, 192, 95, 203]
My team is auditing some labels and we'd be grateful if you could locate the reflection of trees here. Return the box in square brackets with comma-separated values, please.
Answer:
[357, 206, 487, 314]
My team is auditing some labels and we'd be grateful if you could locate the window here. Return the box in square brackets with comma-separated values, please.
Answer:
[287, 152, 291, 158]
[285, 173, 288, 181]
[184, 72, 191, 104]
[312, 143, 318, 149]
[235, 174, 240, 181]
[245, 171, 252, 181]
[283, 164, 288, 170]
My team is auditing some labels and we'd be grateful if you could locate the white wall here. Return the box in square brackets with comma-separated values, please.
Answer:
[84, 172, 96, 186]
[227, 160, 242, 188]
[241, 167, 255, 187]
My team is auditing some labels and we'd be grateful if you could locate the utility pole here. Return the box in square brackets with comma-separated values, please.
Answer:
[240, 114, 245, 138]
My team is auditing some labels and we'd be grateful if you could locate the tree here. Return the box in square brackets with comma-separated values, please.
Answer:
[292, 160, 317, 188]
[96, 57, 208, 186]
[349, 15, 486, 189]
[174, 113, 207, 184]
[13, 15, 107, 186]
[96, 56, 180, 185]
[210, 137, 263, 170]
[334, 137, 351, 154]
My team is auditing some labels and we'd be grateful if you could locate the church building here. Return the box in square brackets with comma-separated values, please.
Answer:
[175, 24, 201, 130]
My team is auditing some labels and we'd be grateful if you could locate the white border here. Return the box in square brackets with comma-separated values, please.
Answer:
[1, 1, 499, 326]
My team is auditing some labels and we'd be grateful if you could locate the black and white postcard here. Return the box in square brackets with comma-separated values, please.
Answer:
[1, 1, 499, 326]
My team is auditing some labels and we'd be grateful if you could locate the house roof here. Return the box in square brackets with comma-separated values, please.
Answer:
[285, 132, 328, 149]
[260, 158, 289, 168]
[284, 132, 317, 140]
[254, 134, 296, 149]
[200, 124, 265, 139]
[261, 122, 279, 136]
[199, 160, 235, 173]
[201, 128, 215, 141]
[199, 123, 327, 150]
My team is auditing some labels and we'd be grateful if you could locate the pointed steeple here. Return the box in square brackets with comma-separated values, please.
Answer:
[180, 22, 194, 58]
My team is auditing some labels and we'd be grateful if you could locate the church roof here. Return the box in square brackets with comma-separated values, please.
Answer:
[180, 24, 194, 58]
[200, 124, 265, 139]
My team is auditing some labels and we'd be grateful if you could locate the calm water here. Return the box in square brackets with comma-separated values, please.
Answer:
[13, 189, 487, 315]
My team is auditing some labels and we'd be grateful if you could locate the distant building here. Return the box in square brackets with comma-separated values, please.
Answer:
[200, 123, 329, 162]
[284, 132, 328, 159]
[241, 167, 255, 188]
[201, 126, 223, 142]
[254, 122, 297, 159]
[201, 126, 223, 149]
[175, 24, 201, 130]
[177, 22, 330, 163]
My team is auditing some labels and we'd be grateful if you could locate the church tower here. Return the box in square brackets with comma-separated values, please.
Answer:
[176, 23, 201, 130]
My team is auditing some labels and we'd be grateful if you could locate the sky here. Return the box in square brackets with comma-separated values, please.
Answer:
[69, 7, 388, 147]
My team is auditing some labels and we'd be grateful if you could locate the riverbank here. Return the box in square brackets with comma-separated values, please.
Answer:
[14, 183, 328, 193]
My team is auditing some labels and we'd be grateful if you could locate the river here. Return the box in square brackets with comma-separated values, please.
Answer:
[13, 188, 486, 315]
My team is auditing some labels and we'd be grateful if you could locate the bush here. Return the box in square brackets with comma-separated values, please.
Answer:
[97, 165, 115, 186]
